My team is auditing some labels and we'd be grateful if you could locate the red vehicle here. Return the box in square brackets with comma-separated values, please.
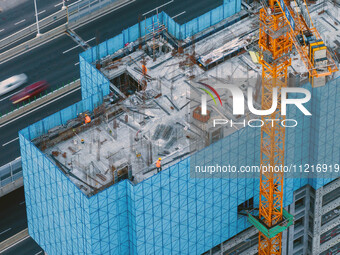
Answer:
[11, 81, 49, 104]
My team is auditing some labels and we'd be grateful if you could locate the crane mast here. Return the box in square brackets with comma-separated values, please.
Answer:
[246, 0, 338, 254]
[258, 3, 292, 254]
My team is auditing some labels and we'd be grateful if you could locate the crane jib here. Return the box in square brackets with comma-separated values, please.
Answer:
[279, 0, 295, 30]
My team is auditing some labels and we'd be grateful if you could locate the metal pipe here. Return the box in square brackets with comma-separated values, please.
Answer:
[164, 95, 179, 111]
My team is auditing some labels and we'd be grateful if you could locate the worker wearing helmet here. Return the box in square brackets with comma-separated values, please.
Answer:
[84, 114, 91, 124]
[156, 158, 162, 173]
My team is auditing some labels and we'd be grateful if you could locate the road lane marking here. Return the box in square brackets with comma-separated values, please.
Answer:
[0, 29, 4, 33]
[68, 0, 85, 8]
[35, 251, 43, 255]
[2, 137, 19, 147]
[171, 11, 186, 19]
[14, 19, 26, 26]
[62, 44, 80, 54]
[0, 235, 30, 253]
[19, 201, 25, 205]
[0, 228, 11, 235]
[37, 10, 46, 16]
[143, 0, 174, 16]
[0, 90, 23, 102]
[63, 37, 95, 54]
[86, 37, 96, 43]
[14, 20, 25, 26]
[55, 0, 72, 7]
[74, 62, 79, 65]
[0, 86, 81, 128]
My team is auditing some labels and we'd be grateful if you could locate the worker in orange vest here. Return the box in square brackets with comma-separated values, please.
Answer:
[156, 158, 162, 173]
[84, 114, 91, 124]
[142, 64, 147, 76]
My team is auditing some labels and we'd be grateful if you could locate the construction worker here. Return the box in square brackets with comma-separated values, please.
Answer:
[84, 114, 91, 124]
[156, 158, 162, 173]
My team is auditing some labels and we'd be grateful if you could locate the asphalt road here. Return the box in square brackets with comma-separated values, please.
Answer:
[0, 86, 82, 166]
[0, 187, 26, 243]
[0, 0, 222, 166]
[1, 237, 43, 255]
[0, 34, 83, 116]
[0, 0, 78, 40]
[0, 187, 43, 254]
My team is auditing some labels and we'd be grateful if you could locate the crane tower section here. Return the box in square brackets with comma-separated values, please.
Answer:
[258, 3, 292, 254]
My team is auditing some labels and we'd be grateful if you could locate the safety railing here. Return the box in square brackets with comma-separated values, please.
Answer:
[0, 157, 22, 188]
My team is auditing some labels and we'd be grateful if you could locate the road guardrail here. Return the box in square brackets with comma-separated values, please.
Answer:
[0, 157, 22, 189]
[0, 157, 23, 197]
[0, 24, 68, 65]
[0, 79, 80, 125]
[67, 0, 134, 29]
[68, 0, 119, 22]
[0, 0, 133, 65]
[0, 228, 29, 252]
[0, 9, 67, 52]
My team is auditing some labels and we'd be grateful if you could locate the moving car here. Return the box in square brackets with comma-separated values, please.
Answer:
[11, 80, 49, 104]
[0, 74, 28, 96]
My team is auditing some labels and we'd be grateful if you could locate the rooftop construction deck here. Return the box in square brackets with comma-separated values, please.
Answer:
[34, 50, 256, 196]
[31, 0, 340, 197]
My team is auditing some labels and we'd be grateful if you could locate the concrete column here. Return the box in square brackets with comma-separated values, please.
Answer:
[312, 188, 323, 254]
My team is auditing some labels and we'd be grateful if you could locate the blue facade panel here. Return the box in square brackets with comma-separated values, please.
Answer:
[308, 79, 340, 189]
[88, 181, 133, 255]
[80, 55, 110, 100]
[20, 76, 340, 254]
[20, 135, 92, 254]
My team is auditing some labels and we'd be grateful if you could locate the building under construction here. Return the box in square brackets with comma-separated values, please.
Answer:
[19, 0, 340, 254]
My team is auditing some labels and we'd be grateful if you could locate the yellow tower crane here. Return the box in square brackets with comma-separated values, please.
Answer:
[247, 0, 338, 254]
